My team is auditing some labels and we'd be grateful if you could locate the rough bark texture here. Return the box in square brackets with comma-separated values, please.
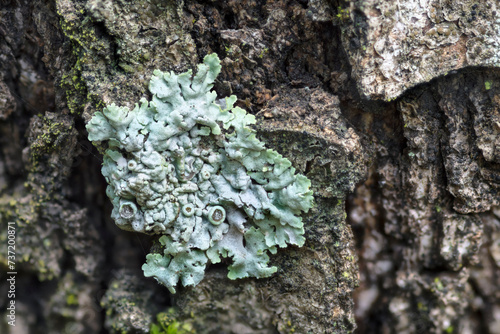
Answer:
[0, 0, 499, 334]
[340, 0, 500, 100]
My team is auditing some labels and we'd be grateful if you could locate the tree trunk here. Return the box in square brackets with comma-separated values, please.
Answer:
[0, 0, 499, 333]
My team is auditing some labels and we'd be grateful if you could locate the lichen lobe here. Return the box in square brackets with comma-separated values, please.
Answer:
[86, 54, 313, 293]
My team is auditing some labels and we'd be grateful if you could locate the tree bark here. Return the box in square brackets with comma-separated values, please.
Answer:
[0, 0, 499, 333]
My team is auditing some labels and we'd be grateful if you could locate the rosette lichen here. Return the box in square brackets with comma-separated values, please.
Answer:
[86, 54, 313, 293]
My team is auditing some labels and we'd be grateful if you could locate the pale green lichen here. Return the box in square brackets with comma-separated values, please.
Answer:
[86, 54, 313, 293]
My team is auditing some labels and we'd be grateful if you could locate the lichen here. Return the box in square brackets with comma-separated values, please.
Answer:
[150, 309, 195, 334]
[57, 2, 106, 114]
[86, 54, 313, 293]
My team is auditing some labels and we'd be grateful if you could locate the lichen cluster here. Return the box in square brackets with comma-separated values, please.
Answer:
[86, 54, 313, 293]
